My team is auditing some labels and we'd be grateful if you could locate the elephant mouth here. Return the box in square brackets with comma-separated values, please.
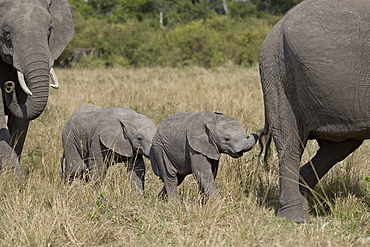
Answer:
[138, 147, 149, 158]
[17, 69, 60, 95]
[229, 152, 243, 158]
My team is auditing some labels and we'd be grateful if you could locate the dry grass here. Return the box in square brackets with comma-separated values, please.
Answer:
[0, 66, 369, 246]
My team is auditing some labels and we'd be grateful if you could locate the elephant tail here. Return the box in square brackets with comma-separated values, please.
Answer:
[258, 118, 272, 172]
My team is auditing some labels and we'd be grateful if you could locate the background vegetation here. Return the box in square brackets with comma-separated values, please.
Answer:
[0, 67, 368, 246]
[60, 0, 301, 68]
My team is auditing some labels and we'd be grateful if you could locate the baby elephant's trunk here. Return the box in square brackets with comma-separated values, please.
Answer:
[239, 134, 258, 152]
[142, 143, 152, 158]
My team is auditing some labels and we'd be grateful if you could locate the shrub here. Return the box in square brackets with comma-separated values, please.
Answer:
[61, 14, 274, 68]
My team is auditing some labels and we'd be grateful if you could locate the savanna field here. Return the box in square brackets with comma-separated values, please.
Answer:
[0, 66, 369, 246]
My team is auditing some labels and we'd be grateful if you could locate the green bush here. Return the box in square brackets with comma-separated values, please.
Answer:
[229, 0, 258, 20]
[61, 13, 274, 68]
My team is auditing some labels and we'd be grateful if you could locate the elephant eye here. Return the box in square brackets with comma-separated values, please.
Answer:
[137, 135, 143, 142]
[224, 136, 230, 142]
[3, 28, 10, 41]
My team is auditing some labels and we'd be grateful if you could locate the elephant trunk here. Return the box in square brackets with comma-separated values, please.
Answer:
[142, 143, 152, 158]
[5, 52, 50, 121]
[238, 133, 258, 153]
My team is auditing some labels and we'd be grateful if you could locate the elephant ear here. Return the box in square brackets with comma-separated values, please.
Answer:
[48, 0, 74, 60]
[98, 119, 133, 157]
[187, 112, 220, 160]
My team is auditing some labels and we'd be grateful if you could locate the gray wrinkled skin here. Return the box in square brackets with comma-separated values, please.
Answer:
[0, 0, 73, 180]
[150, 111, 257, 203]
[61, 104, 157, 193]
[259, 0, 369, 223]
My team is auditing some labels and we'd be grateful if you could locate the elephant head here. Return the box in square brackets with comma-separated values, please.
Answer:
[0, 0, 74, 120]
[187, 111, 258, 160]
[98, 113, 157, 159]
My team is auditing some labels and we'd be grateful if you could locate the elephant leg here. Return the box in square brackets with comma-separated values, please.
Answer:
[7, 114, 29, 157]
[210, 159, 219, 179]
[0, 137, 24, 180]
[158, 185, 167, 200]
[299, 139, 362, 195]
[190, 150, 221, 200]
[154, 148, 180, 204]
[158, 174, 186, 201]
[273, 127, 309, 223]
[260, 46, 310, 222]
[88, 142, 109, 186]
[63, 143, 86, 182]
[127, 154, 145, 193]
[162, 177, 180, 203]
[158, 174, 186, 204]
[89, 155, 108, 186]
[0, 111, 23, 180]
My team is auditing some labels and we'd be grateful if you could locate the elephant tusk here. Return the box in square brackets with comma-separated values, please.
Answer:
[49, 68, 59, 89]
[4, 81, 15, 94]
[17, 70, 33, 96]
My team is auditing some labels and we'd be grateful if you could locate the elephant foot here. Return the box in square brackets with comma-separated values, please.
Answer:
[199, 191, 222, 205]
[129, 176, 144, 194]
[158, 187, 180, 205]
[14, 165, 24, 182]
[0, 156, 24, 182]
[277, 202, 310, 224]
[158, 186, 168, 200]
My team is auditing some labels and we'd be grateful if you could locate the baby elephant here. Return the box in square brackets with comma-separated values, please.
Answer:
[61, 104, 157, 193]
[150, 111, 258, 203]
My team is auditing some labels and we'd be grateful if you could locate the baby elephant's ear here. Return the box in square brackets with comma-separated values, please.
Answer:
[187, 113, 220, 160]
[99, 120, 133, 157]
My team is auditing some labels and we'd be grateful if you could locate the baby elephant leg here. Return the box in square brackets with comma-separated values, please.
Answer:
[163, 177, 180, 204]
[154, 149, 181, 204]
[127, 154, 145, 193]
[190, 150, 221, 200]
[89, 142, 109, 186]
[62, 144, 85, 182]
[158, 174, 186, 200]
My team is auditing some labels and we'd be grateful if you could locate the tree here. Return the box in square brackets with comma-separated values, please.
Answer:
[86, 0, 119, 16]
[68, 0, 95, 19]
[252, 0, 303, 14]
[108, 0, 156, 23]
[156, 0, 218, 25]
[229, 0, 257, 19]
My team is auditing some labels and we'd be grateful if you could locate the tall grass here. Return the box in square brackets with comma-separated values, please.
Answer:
[0, 66, 368, 246]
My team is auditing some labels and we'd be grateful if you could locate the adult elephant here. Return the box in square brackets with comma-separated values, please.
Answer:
[259, 0, 369, 223]
[0, 0, 74, 178]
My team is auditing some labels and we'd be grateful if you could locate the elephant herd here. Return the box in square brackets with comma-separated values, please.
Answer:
[60, 104, 258, 204]
[0, 0, 369, 224]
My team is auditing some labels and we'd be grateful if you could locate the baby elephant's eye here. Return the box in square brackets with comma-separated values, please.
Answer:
[224, 136, 230, 142]
[3, 28, 10, 41]
[137, 135, 143, 142]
